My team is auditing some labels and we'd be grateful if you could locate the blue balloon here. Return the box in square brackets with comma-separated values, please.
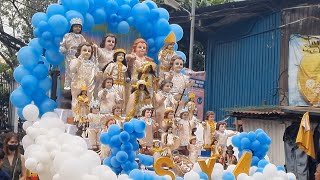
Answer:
[33, 28, 41, 38]
[110, 135, 122, 147]
[198, 172, 209, 180]
[250, 140, 261, 151]
[17, 46, 39, 70]
[41, 31, 53, 41]
[123, 122, 134, 133]
[39, 98, 57, 115]
[170, 24, 183, 41]
[132, 3, 150, 24]
[147, 38, 155, 48]
[149, 9, 160, 22]
[38, 56, 50, 70]
[83, 13, 94, 32]
[48, 15, 69, 36]
[45, 49, 64, 66]
[119, 131, 130, 143]
[38, 77, 52, 92]
[32, 12, 48, 28]
[155, 18, 170, 36]
[175, 51, 186, 61]
[157, 8, 169, 21]
[251, 156, 260, 166]
[53, 36, 63, 47]
[255, 128, 264, 134]
[21, 75, 39, 94]
[69, 0, 89, 15]
[231, 135, 241, 147]
[131, 140, 139, 151]
[93, 0, 106, 8]
[238, 132, 248, 139]
[127, 151, 136, 161]
[93, 8, 106, 24]
[100, 132, 111, 145]
[103, 157, 112, 166]
[176, 177, 184, 180]
[39, 37, 54, 50]
[117, 21, 130, 34]
[129, 0, 139, 7]
[121, 142, 133, 152]
[256, 167, 264, 173]
[28, 38, 43, 56]
[37, 21, 50, 34]
[118, 4, 131, 19]
[129, 169, 144, 180]
[65, 10, 84, 23]
[265, 136, 272, 145]
[257, 159, 269, 168]
[46, 4, 65, 17]
[60, 0, 72, 10]
[10, 88, 32, 108]
[116, 151, 128, 163]
[126, 16, 134, 26]
[256, 132, 268, 145]
[277, 166, 285, 172]
[13, 65, 31, 83]
[143, 0, 158, 10]
[139, 22, 153, 39]
[155, 36, 166, 50]
[174, 42, 178, 51]
[106, 0, 119, 15]
[108, 124, 121, 136]
[222, 171, 235, 180]
[133, 120, 146, 133]
[111, 156, 121, 168]
[31, 89, 47, 105]
[247, 131, 256, 142]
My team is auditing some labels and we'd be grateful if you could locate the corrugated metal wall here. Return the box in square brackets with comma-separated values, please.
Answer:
[205, 13, 281, 125]
[242, 118, 291, 166]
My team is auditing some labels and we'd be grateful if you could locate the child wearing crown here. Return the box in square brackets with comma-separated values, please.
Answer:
[70, 42, 100, 111]
[185, 92, 197, 120]
[188, 136, 202, 163]
[104, 49, 129, 104]
[126, 80, 151, 118]
[161, 126, 180, 157]
[98, 76, 123, 114]
[158, 32, 176, 79]
[60, 18, 86, 90]
[126, 38, 154, 84]
[161, 107, 177, 131]
[87, 100, 104, 150]
[139, 105, 158, 147]
[224, 145, 238, 169]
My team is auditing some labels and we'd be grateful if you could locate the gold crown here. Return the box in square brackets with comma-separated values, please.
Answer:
[90, 100, 100, 109]
[114, 48, 126, 54]
[136, 80, 147, 86]
[70, 18, 83, 26]
[141, 61, 157, 72]
[165, 32, 176, 44]
[81, 86, 87, 91]
[165, 107, 174, 113]
[188, 92, 196, 99]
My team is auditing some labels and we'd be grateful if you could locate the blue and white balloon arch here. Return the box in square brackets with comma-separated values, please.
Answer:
[10, 0, 185, 119]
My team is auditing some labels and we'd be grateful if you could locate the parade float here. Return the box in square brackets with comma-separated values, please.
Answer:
[10, 0, 300, 179]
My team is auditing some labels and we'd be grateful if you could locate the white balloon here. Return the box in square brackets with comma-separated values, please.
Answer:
[35, 135, 48, 145]
[58, 158, 89, 180]
[237, 173, 249, 180]
[92, 165, 116, 179]
[38, 172, 53, 180]
[53, 152, 74, 172]
[23, 121, 33, 131]
[286, 173, 296, 180]
[42, 112, 59, 119]
[164, 175, 172, 180]
[23, 104, 39, 121]
[25, 158, 38, 171]
[33, 151, 51, 164]
[252, 172, 265, 180]
[79, 150, 101, 172]
[226, 164, 236, 172]
[263, 163, 277, 178]
[39, 116, 65, 130]
[249, 166, 258, 176]
[213, 163, 224, 171]
[33, 121, 41, 128]
[36, 163, 46, 172]
[118, 174, 129, 180]
[52, 174, 62, 180]
[81, 174, 99, 180]
[22, 135, 34, 150]
[277, 170, 288, 180]
[184, 171, 200, 180]
[192, 162, 202, 173]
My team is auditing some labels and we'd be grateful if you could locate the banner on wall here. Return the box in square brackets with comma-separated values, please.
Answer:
[288, 34, 320, 106]
[184, 69, 206, 121]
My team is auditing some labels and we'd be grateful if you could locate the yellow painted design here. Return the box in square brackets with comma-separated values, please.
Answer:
[233, 152, 252, 177]
[154, 157, 175, 180]
[198, 157, 216, 180]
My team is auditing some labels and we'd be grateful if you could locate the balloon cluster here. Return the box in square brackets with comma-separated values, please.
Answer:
[21, 104, 117, 180]
[231, 129, 271, 166]
[100, 118, 147, 175]
[11, 42, 56, 119]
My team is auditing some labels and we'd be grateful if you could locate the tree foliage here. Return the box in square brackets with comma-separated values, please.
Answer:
[0, 0, 54, 74]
